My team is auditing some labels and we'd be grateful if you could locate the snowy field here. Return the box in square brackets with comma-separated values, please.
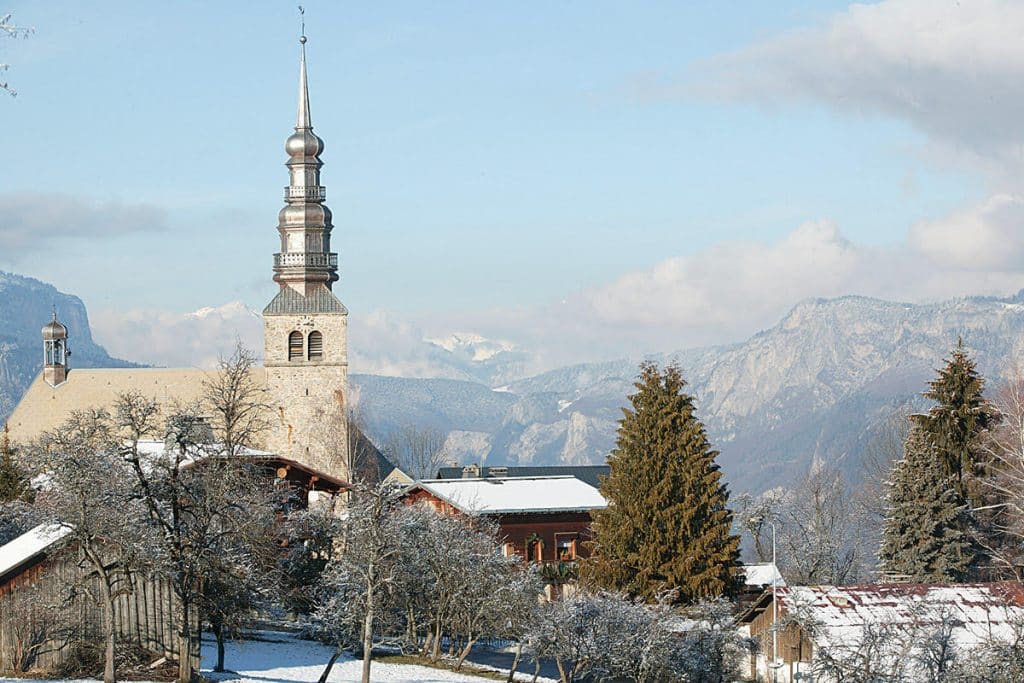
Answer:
[0, 631, 556, 683]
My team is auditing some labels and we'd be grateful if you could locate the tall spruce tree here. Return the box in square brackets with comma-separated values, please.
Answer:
[914, 339, 997, 505]
[879, 427, 976, 581]
[582, 362, 740, 604]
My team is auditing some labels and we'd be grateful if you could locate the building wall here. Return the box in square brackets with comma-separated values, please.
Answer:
[494, 513, 594, 563]
[0, 549, 190, 675]
[742, 600, 813, 683]
[263, 311, 349, 480]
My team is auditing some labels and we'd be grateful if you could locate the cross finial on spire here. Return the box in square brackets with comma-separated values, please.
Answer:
[296, 5, 311, 129]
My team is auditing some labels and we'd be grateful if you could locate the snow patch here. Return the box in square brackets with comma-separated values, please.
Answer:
[0, 523, 73, 578]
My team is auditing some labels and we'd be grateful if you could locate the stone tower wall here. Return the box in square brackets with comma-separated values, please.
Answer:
[263, 311, 350, 480]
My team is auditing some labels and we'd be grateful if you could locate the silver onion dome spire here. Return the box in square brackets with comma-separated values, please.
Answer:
[273, 29, 338, 294]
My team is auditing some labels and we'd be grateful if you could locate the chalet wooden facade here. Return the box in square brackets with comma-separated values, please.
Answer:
[402, 474, 607, 598]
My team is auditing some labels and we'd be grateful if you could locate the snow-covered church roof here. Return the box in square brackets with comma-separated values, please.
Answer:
[0, 523, 73, 581]
[407, 475, 608, 515]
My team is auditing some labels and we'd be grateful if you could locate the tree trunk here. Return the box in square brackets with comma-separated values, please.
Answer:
[531, 655, 542, 683]
[556, 657, 569, 683]
[317, 645, 345, 683]
[177, 598, 192, 683]
[507, 641, 523, 683]
[455, 635, 479, 670]
[361, 577, 375, 683]
[213, 622, 226, 672]
[431, 620, 442, 661]
[420, 631, 434, 658]
[102, 599, 117, 683]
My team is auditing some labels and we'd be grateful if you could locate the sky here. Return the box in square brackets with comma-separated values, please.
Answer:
[2, 1, 1024, 376]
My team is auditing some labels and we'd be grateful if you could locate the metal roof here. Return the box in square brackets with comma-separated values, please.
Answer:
[262, 286, 348, 315]
[435, 464, 610, 489]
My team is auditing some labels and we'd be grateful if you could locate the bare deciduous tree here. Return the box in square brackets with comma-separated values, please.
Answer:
[384, 425, 446, 481]
[739, 464, 864, 584]
[979, 371, 1024, 579]
[1, 14, 33, 97]
[311, 483, 405, 683]
[202, 342, 271, 459]
[5, 580, 71, 674]
[30, 409, 155, 683]
[114, 392, 277, 683]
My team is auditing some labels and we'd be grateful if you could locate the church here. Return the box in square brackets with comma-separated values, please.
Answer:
[6, 36, 355, 482]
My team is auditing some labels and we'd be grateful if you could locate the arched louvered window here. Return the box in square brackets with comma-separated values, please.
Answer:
[307, 331, 323, 360]
[288, 331, 303, 362]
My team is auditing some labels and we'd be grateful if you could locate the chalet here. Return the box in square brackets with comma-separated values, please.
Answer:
[737, 582, 1024, 683]
[402, 475, 607, 599]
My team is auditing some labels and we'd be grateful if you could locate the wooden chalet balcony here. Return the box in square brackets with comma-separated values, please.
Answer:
[538, 560, 578, 582]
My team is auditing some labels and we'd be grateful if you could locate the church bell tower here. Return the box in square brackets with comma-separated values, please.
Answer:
[263, 32, 350, 478]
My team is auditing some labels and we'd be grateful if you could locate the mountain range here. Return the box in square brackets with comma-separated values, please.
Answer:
[352, 293, 1024, 494]
[4, 269, 1024, 495]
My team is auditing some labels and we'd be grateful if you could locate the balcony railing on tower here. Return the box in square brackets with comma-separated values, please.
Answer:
[273, 252, 338, 268]
[284, 186, 326, 201]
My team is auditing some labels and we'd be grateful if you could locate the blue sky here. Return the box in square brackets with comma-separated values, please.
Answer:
[2, 1, 1022, 372]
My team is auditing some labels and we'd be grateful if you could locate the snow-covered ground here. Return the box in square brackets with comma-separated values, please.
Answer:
[0, 631, 554, 683]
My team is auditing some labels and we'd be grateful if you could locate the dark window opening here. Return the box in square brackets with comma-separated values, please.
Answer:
[307, 330, 323, 360]
[288, 331, 303, 361]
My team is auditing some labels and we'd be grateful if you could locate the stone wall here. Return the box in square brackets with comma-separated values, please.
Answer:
[263, 311, 349, 480]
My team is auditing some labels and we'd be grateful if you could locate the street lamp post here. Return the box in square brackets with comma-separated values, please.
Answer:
[770, 520, 778, 683]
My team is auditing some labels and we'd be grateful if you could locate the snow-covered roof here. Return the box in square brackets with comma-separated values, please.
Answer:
[743, 562, 786, 588]
[0, 523, 73, 579]
[408, 475, 608, 515]
[776, 583, 1024, 648]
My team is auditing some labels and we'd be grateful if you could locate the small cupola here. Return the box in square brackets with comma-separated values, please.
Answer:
[42, 310, 69, 387]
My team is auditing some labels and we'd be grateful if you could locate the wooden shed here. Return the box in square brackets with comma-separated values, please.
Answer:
[0, 524, 190, 676]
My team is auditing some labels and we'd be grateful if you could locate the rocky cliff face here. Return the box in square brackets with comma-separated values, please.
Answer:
[0, 271, 136, 419]
[354, 293, 1024, 494]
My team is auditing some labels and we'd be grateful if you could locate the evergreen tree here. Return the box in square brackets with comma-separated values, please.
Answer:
[879, 427, 976, 582]
[0, 423, 29, 503]
[914, 339, 998, 504]
[581, 362, 740, 604]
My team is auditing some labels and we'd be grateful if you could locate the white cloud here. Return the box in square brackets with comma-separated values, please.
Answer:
[348, 311, 478, 379]
[91, 302, 262, 368]
[582, 221, 859, 329]
[0, 193, 167, 261]
[910, 194, 1024, 270]
[86, 213, 1024, 377]
[694, 0, 1024, 165]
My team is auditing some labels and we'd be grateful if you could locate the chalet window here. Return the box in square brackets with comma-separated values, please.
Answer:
[307, 330, 323, 360]
[528, 538, 543, 563]
[502, 542, 515, 558]
[556, 534, 577, 561]
[288, 331, 303, 361]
